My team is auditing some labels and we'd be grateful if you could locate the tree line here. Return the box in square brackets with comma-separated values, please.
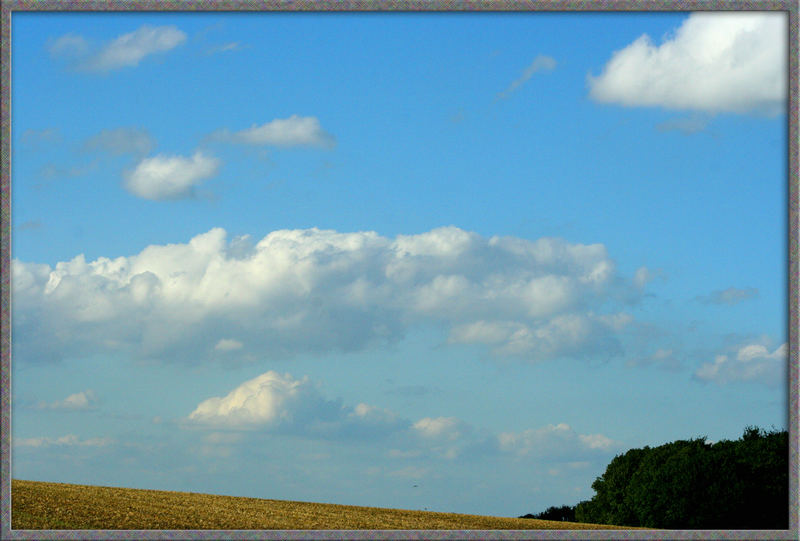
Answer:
[520, 426, 789, 529]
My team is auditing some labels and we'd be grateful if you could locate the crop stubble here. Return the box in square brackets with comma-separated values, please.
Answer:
[11, 479, 631, 530]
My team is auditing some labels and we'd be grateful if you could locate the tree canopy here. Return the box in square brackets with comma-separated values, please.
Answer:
[572, 426, 789, 529]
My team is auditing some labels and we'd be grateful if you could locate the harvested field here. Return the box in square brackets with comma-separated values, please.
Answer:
[11, 479, 635, 530]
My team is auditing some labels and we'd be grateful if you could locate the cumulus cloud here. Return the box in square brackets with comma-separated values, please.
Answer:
[188, 371, 405, 440]
[694, 343, 787, 387]
[214, 115, 335, 148]
[83, 127, 155, 157]
[14, 434, 113, 448]
[124, 151, 219, 200]
[696, 287, 758, 305]
[36, 390, 96, 411]
[12, 226, 641, 366]
[497, 55, 557, 99]
[497, 423, 618, 460]
[186, 370, 612, 466]
[188, 371, 340, 429]
[588, 12, 787, 115]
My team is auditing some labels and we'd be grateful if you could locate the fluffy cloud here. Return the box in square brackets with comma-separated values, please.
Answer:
[188, 371, 405, 439]
[497, 54, 556, 99]
[83, 127, 154, 156]
[497, 423, 618, 460]
[12, 226, 640, 365]
[588, 13, 786, 115]
[214, 115, 335, 148]
[124, 151, 219, 200]
[14, 434, 113, 448]
[189, 371, 340, 429]
[36, 390, 96, 411]
[60, 25, 187, 73]
[694, 343, 787, 387]
[696, 287, 758, 305]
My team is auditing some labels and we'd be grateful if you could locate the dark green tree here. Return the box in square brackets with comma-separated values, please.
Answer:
[571, 427, 788, 529]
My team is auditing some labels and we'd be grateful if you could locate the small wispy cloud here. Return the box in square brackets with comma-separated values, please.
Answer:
[35, 390, 97, 411]
[656, 116, 709, 135]
[212, 115, 336, 149]
[497, 55, 557, 100]
[83, 127, 155, 157]
[21, 128, 62, 148]
[18, 220, 43, 232]
[14, 434, 113, 448]
[49, 25, 186, 73]
[696, 287, 758, 305]
[214, 338, 243, 352]
[207, 41, 244, 55]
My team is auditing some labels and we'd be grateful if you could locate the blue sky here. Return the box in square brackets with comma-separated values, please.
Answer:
[10, 10, 789, 518]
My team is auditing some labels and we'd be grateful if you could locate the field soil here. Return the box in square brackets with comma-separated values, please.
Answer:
[12, 479, 632, 530]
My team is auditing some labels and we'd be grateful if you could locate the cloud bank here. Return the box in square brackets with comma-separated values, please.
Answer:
[12, 226, 640, 365]
[187, 370, 617, 463]
[588, 13, 786, 115]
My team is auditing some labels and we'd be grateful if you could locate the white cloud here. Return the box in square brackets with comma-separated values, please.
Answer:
[412, 417, 464, 441]
[588, 12, 787, 115]
[497, 423, 618, 460]
[14, 434, 113, 448]
[188, 371, 332, 428]
[36, 390, 96, 411]
[694, 343, 787, 387]
[124, 151, 219, 200]
[84, 127, 154, 156]
[697, 287, 758, 305]
[83, 25, 186, 72]
[187, 371, 406, 440]
[215, 115, 335, 148]
[12, 226, 642, 365]
[497, 54, 557, 99]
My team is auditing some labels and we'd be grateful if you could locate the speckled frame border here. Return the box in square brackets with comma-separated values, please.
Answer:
[0, 1, 797, 539]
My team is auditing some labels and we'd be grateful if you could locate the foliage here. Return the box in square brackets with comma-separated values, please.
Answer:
[572, 426, 789, 529]
[519, 504, 576, 522]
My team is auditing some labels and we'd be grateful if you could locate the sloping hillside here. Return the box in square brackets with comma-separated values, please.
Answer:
[11, 480, 632, 530]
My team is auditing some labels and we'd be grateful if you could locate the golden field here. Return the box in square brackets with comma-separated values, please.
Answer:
[11, 479, 636, 530]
